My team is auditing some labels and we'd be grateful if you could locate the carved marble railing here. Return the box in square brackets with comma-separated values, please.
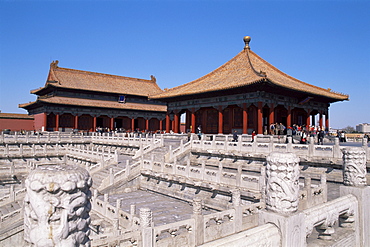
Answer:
[0, 132, 90, 144]
[90, 195, 264, 247]
[303, 194, 358, 242]
[141, 159, 264, 192]
[92, 133, 163, 148]
[132, 137, 164, 160]
[97, 160, 142, 191]
[298, 174, 327, 210]
[0, 143, 67, 158]
[166, 139, 191, 162]
[0, 207, 23, 225]
[0, 187, 26, 207]
[91, 192, 141, 232]
[200, 223, 280, 247]
[67, 145, 116, 162]
[191, 136, 370, 162]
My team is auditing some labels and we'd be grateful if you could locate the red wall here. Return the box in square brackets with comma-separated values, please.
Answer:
[0, 118, 34, 131]
[33, 113, 45, 131]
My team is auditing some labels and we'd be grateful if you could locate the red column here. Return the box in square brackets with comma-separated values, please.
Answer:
[174, 113, 179, 133]
[218, 106, 223, 134]
[242, 103, 248, 134]
[159, 120, 163, 131]
[191, 109, 196, 133]
[269, 103, 275, 126]
[145, 119, 149, 131]
[74, 115, 78, 129]
[166, 114, 170, 133]
[325, 112, 329, 130]
[287, 106, 292, 127]
[55, 114, 60, 131]
[319, 112, 323, 128]
[131, 118, 135, 131]
[306, 109, 311, 127]
[43, 112, 48, 131]
[110, 117, 114, 130]
[93, 116, 97, 132]
[257, 102, 263, 134]
[312, 114, 316, 127]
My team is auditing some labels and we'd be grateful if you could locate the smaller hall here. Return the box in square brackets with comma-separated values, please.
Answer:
[151, 36, 349, 135]
[20, 61, 167, 132]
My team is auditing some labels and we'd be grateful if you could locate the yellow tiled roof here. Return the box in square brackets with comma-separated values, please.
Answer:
[19, 96, 167, 112]
[31, 61, 163, 97]
[0, 113, 34, 119]
[151, 49, 349, 101]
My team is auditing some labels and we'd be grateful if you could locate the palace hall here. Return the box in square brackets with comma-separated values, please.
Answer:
[19, 61, 167, 132]
[151, 36, 349, 134]
[19, 37, 348, 134]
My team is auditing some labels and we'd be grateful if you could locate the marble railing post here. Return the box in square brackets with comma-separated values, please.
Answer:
[304, 175, 312, 207]
[109, 168, 114, 185]
[260, 152, 306, 246]
[308, 136, 314, 156]
[320, 173, 328, 203]
[286, 136, 293, 152]
[231, 188, 242, 232]
[265, 152, 300, 214]
[168, 144, 172, 161]
[192, 198, 204, 246]
[10, 161, 15, 175]
[116, 199, 122, 218]
[5, 144, 9, 156]
[333, 137, 341, 158]
[1, 132, 4, 143]
[217, 161, 223, 183]
[340, 147, 370, 246]
[236, 164, 242, 187]
[24, 165, 92, 246]
[130, 204, 136, 216]
[103, 193, 109, 215]
[10, 184, 15, 201]
[19, 144, 23, 156]
[186, 159, 190, 177]
[362, 138, 369, 160]
[140, 208, 153, 247]
[125, 160, 131, 177]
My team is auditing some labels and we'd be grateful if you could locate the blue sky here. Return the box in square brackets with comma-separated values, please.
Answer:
[0, 0, 369, 129]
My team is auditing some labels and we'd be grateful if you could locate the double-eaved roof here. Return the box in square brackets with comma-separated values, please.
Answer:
[151, 42, 349, 102]
[31, 60, 163, 97]
[20, 61, 166, 112]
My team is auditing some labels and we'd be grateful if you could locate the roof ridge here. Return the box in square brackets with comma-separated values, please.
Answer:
[53, 66, 154, 83]
[153, 50, 249, 97]
[250, 50, 349, 98]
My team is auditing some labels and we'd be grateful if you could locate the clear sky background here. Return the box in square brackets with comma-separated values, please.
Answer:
[0, 0, 369, 129]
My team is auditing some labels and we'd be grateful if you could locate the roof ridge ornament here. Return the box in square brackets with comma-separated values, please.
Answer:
[243, 36, 267, 78]
[243, 36, 251, 50]
[50, 60, 59, 69]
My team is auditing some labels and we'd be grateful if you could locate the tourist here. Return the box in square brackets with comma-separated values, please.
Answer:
[233, 130, 238, 142]
[318, 130, 325, 145]
[269, 123, 275, 135]
[300, 131, 307, 144]
[251, 130, 256, 142]
[197, 125, 202, 140]
[286, 126, 293, 143]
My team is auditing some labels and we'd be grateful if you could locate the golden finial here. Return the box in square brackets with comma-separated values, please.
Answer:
[243, 36, 251, 50]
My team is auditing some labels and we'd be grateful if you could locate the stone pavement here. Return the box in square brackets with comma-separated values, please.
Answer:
[99, 190, 216, 227]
